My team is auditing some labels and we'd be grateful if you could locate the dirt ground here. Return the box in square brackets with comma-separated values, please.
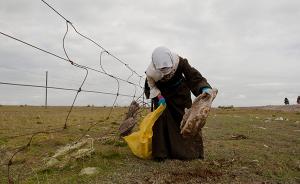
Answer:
[0, 105, 299, 183]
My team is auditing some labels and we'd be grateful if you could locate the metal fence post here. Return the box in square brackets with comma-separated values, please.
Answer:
[45, 71, 48, 108]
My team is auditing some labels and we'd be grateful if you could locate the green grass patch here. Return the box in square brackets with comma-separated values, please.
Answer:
[0, 106, 299, 183]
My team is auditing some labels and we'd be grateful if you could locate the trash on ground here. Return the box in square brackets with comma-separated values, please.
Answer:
[264, 117, 272, 123]
[180, 88, 218, 137]
[231, 134, 248, 140]
[274, 117, 284, 121]
[119, 101, 140, 136]
[44, 138, 94, 169]
[79, 167, 98, 175]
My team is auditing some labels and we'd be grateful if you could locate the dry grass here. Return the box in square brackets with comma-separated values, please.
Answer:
[0, 105, 299, 183]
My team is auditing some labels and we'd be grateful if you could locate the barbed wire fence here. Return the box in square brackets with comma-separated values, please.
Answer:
[0, 0, 150, 183]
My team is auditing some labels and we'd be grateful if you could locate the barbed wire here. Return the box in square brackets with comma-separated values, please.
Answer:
[40, 0, 143, 79]
[0, 65, 114, 88]
[0, 81, 134, 97]
[0, 0, 150, 182]
[0, 31, 143, 89]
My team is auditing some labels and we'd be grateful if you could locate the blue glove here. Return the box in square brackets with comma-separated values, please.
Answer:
[157, 95, 166, 106]
[202, 87, 212, 95]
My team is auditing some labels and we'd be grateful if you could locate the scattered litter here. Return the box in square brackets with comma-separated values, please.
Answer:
[46, 158, 60, 168]
[263, 144, 269, 148]
[212, 160, 220, 166]
[79, 167, 98, 176]
[231, 134, 248, 140]
[293, 130, 300, 132]
[255, 117, 259, 119]
[44, 138, 94, 169]
[257, 127, 267, 130]
[296, 161, 300, 171]
[264, 117, 272, 123]
[295, 121, 300, 124]
[274, 117, 284, 121]
[180, 88, 218, 137]
[251, 160, 260, 166]
[119, 101, 140, 136]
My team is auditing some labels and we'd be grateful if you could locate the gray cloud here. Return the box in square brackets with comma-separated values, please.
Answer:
[0, 0, 299, 106]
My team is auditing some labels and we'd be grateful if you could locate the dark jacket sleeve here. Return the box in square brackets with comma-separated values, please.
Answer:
[180, 58, 211, 97]
[144, 78, 150, 99]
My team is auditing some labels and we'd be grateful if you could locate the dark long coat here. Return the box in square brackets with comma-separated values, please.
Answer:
[145, 57, 211, 160]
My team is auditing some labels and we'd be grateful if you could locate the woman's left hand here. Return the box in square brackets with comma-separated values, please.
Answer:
[202, 88, 212, 95]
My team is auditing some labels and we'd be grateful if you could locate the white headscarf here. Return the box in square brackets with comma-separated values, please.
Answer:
[145, 46, 180, 98]
[146, 46, 179, 82]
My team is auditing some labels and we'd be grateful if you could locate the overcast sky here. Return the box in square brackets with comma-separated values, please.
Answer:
[0, 0, 299, 107]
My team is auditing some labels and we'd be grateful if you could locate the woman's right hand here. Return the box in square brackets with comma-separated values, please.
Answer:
[157, 95, 166, 106]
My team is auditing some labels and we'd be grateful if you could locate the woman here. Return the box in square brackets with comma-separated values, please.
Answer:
[144, 46, 212, 160]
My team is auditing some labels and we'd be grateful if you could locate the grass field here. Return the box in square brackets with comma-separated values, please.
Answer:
[0, 105, 299, 183]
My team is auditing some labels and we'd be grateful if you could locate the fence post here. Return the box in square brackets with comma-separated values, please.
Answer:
[45, 71, 48, 108]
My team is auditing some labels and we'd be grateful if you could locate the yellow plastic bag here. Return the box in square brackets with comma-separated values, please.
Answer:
[123, 104, 166, 159]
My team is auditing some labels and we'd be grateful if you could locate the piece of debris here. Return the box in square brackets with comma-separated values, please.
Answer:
[44, 138, 94, 169]
[180, 88, 218, 137]
[295, 121, 300, 124]
[119, 101, 140, 136]
[274, 117, 284, 121]
[212, 160, 220, 166]
[264, 117, 272, 123]
[296, 161, 300, 171]
[257, 127, 267, 130]
[79, 167, 98, 176]
[293, 130, 300, 132]
[46, 158, 60, 168]
[263, 144, 269, 148]
[231, 134, 248, 140]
